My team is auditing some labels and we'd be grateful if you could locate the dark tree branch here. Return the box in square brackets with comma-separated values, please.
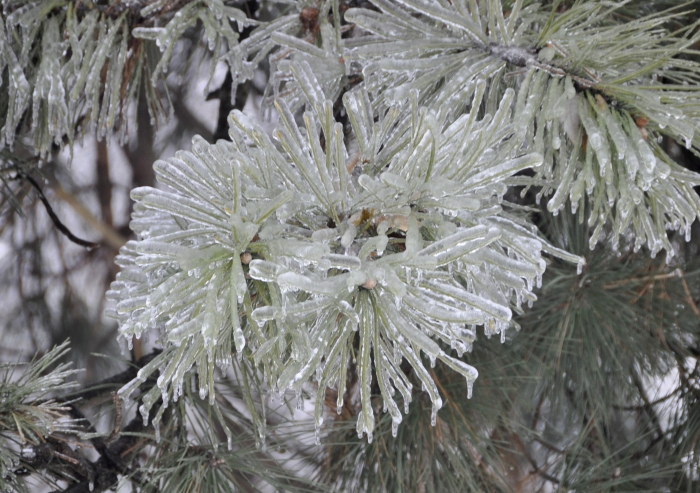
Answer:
[95, 139, 113, 227]
[52, 413, 152, 493]
[62, 350, 161, 404]
[16, 351, 163, 492]
[57, 355, 164, 480]
[17, 172, 101, 250]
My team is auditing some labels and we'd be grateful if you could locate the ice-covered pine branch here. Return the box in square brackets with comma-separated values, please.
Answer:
[105, 62, 582, 443]
[342, 0, 700, 256]
[0, 341, 81, 490]
[0, 0, 287, 155]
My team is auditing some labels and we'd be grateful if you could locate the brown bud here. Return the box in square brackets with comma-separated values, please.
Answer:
[361, 278, 377, 290]
[300, 7, 320, 34]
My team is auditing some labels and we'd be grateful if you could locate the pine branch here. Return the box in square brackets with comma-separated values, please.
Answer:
[61, 350, 162, 405]
[6, 0, 700, 491]
[10, 350, 162, 491]
[342, 0, 700, 255]
[50, 182, 128, 250]
[0, 0, 295, 159]
[15, 172, 101, 250]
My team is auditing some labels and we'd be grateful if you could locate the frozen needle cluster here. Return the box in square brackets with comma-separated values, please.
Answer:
[344, 0, 700, 255]
[100, 0, 700, 444]
[106, 62, 580, 441]
[0, 0, 276, 153]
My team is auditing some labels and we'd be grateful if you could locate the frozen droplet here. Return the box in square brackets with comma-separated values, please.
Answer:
[139, 405, 149, 426]
[467, 380, 473, 399]
[341, 225, 357, 249]
[391, 420, 399, 437]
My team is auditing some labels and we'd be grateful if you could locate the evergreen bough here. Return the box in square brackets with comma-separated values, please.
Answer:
[2, 0, 700, 490]
[106, 63, 585, 442]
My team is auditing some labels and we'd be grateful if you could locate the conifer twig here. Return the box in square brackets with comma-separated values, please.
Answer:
[678, 270, 700, 318]
[17, 173, 101, 250]
[50, 183, 127, 250]
[602, 270, 682, 289]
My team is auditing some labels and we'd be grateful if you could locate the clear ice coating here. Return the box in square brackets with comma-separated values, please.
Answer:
[349, 0, 700, 255]
[106, 47, 586, 443]
[1, 0, 700, 470]
[4, 0, 699, 267]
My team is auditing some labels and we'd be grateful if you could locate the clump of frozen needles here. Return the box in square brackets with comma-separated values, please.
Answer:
[106, 63, 582, 443]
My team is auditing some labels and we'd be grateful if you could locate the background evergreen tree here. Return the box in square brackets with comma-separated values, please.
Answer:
[2, 0, 700, 491]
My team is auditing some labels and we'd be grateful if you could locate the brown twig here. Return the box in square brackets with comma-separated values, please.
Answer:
[108, 392, 122, 445]
[602, 269, 682, 290]
[613, 387, 681, 411]
[679, 270, 700, 318]
[51, 183, 128, 250]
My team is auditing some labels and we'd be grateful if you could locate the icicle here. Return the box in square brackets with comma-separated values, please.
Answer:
[296, 389, 303, 411]
[341, 225, 357, 249]
[139, 405, 149, 427]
